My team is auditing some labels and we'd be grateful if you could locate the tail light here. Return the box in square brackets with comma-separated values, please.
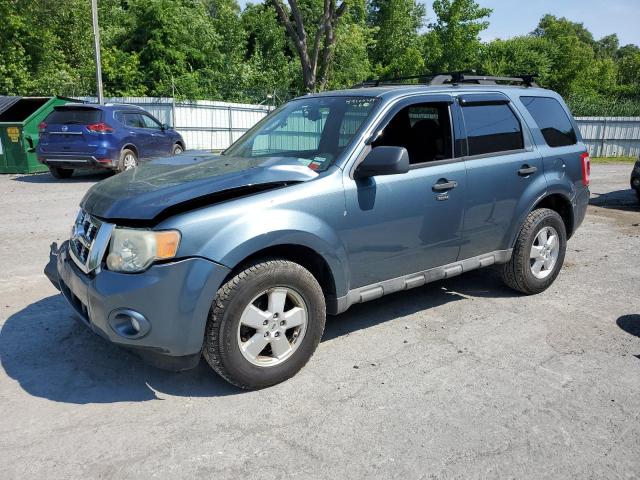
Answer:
[87, 122, 114, 133]
[38, 122, 47, 134]
[580, 152, 591, 186]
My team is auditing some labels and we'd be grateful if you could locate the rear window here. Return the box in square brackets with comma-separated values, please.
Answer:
[520, 96, 577, 148]
[461, 104, 524, 156]
[45, 108, 102, 125]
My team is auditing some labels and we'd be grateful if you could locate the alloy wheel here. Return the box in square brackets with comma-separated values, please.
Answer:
[236, 287, 308, 367]
[529, 225, 560, 279]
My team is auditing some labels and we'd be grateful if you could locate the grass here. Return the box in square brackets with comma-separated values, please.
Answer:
[591, 156, 637, 164]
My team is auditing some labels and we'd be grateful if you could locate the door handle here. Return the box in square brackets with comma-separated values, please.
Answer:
[518, 165, 537, 176]
[432, 179, 458, 191]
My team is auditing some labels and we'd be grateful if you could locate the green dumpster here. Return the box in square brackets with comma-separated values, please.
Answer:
[0, 96, 75, 174]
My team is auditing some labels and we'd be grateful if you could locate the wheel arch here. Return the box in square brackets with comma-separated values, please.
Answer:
[532, 193, 574, 238]
[508, 190, 575, 250]
[121, 143, 139, 158]
[219, 243, 341, 314]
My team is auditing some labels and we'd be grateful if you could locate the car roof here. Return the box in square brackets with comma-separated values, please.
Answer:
[297, 84, 560, 102]
[56, 102, 146, 111]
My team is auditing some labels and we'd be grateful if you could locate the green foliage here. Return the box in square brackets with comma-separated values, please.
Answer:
[326, 0, 374, 88]
[427, 0, 492, 72]
[327, 16, 375, 88]
[239, 2, 298, 100]
[482, 14, 640, 116]
[0, 0, 637, 116]
[367, 0, 425, 77]
[481, 36, 554, 82]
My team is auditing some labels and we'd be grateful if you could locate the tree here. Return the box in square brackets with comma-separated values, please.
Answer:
[426, 0, 492, 72]
[271, 0, 347, 92]
[241, 2, 298, 101]
[367, 0, 425, 78]
[323, 0, 373, 88]
[532, 14, 594, 46]
[595, 34, 619, 59]
[618, 51, 640, 86]
[119, 0, 226, 99]
[481, 36, 554, 83]
[529, 14, 611, 97]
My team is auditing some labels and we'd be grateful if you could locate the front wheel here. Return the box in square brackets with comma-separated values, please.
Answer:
[48, 166, 74, 179]
[499, 208, 567, 295]
[203, 259, 326, 389]
[171, 143, 183, 155]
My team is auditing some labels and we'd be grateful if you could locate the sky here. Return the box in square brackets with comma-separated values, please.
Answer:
[237, 0, 640, 47]
[476, 0, 640, 46]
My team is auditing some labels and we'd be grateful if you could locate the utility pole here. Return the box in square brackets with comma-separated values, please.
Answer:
[91, 0, 104, 104]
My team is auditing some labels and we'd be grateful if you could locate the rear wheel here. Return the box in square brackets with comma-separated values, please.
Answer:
[48, 166, 73, 179]
[499, 208, 567, 295]
[117, 149, 138, 172]
[203, 259, 326, 389]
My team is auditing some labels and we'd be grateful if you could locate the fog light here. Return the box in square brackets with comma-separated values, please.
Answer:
[108, 309, 151, 339]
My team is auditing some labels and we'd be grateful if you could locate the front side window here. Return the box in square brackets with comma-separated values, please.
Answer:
[224, 96, 378, 171]
[462, 104, 524, 156]
[141, 114, 162, 130]
[372, 102, 453, 164]
[521, 96, 577, 147]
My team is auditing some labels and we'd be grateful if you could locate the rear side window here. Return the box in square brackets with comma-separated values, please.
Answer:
[121, 113, 145, 128]
[461, 104, 524, 156]
[521, 96, 577, 147]
[45, 108, 102, 125]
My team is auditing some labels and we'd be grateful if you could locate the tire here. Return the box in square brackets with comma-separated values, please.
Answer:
[203, 259, 326, 389]
[499, 208, 567, 295]
[117, 148, 138, 172]
[48, 166, 73, 179]
[171, 143, 184, 155]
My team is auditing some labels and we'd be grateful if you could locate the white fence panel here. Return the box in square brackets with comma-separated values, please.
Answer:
[575, 117, 640, 157]
[77, 96, 273, 150]
[74, 98, 640, 157]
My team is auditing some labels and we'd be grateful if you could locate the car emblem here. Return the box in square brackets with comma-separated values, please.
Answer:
[61, 125, 68, 132]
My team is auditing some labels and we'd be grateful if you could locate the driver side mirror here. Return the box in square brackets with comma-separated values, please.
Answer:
[161, 123, 169, 131]
[354, 146, 410, 179]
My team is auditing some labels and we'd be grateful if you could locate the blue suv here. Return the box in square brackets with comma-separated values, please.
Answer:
[46, 74, 590, 389]
[37, 103, 185, 178]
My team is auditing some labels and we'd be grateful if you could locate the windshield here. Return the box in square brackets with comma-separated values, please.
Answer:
[224, 96, 378, 171]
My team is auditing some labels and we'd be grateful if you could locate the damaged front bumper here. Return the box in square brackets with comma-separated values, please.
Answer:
[45, 241, 230, 371]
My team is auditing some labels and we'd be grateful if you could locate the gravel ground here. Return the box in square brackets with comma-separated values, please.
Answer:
[1, 164, 639, 479]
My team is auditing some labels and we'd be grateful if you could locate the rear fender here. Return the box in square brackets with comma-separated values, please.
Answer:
[507, 182, 575, 248]
[504, 170, 553, 248]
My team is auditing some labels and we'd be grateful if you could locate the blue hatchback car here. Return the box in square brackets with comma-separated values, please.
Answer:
[37, 103, 185, 178]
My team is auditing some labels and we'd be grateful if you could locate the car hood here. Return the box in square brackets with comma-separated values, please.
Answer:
[81, 153, 319, 222]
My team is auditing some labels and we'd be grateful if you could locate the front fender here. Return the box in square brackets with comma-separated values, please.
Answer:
[192, 208, 350, 297]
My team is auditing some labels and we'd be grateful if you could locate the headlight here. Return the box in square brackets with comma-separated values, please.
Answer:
[106, 228, 181, 273]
